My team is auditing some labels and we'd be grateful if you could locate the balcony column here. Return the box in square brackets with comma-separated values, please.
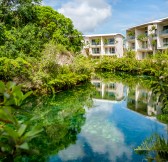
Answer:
[101, 36, 105, 56]
[102, 82, 105, 98]
[135, 85, 139, 110]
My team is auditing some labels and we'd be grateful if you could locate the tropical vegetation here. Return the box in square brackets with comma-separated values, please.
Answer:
[0, 0, 94, 94]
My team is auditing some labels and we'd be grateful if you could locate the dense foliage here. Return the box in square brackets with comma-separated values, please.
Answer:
[94, 50, 168, 78]
[0, 0, 94, 93]
[0, 0, 83, 58]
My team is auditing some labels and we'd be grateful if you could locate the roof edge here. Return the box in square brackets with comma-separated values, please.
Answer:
[127, 16, 168, 31]
[83, 33, 124, 38]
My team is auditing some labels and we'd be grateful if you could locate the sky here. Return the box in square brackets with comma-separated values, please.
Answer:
[42, 0, 168, 36]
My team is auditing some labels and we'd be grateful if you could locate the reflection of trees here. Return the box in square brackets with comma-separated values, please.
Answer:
[94, 72, 166, 119]
[135, 133, 168, 161]
[8, 83, 95, 161]
[135, 77, 168, 161]
[151, 78, 168, 123]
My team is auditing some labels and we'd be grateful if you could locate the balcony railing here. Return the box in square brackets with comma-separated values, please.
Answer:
[137, 45, 149, 51]
[153, 33, 157, 37]
[137, 33, 148, 41]
[104, 42, 115, 45]
[163, 43, 168, 47]
[105, 52, 115, 55]
[127, 36, 135, 40]
[91, 42, 100, 45]
[160, 29, 168, 35]
[141, 45, 148, 49]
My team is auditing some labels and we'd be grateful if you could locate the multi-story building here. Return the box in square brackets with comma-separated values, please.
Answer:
[82, 33, 124, 58]
[126, 17, 168, 60]
[91, 78, 125, 101]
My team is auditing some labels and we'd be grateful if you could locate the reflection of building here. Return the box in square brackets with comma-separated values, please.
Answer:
[127, 85, 162, 116]
[82, 33, 124, 58]
[126, 17, 168, 60]
[91, 79, 124, 101]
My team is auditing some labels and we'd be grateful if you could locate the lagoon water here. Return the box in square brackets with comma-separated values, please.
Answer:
[49, 74, 167, 162]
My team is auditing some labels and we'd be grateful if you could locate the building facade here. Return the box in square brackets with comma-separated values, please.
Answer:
[82, 33, 124, 58]
[126, 17, 168, 60]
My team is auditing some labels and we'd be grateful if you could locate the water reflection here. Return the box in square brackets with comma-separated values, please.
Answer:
[49, 74, 167, 162]
[91, 78, 124, 101]
[127, 85, 162, 116]
[54, 101, 132, 162]
[51, 99, 166, 162]
[92, 77, 162, 117]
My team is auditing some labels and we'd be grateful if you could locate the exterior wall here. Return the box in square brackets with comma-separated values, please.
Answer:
[157, 24, 163, 48]
[83, 34, 124, 58]
[115, 35, 124, 57]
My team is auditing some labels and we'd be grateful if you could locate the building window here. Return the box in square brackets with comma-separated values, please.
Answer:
[163, 38, 168, 46]
[109, 47, 115, 54]
[109, 83, 116, 89]
[132, 43, 135, 49]
[142, 52, 146, 59]
[142, 41, 148, 48]
[144, 27, 148, 36]
[105, 48, 108, 54]
[93, 83, 101, 88]
[108, 38, 115, 44]
[92, 48, 100, 54]
[104, 38, 115, 45]
[154, 29, 157, 36]
[163, 25, 168, 31]
[92, 39, 100, 45]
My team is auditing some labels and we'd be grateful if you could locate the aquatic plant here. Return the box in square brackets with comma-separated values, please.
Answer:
[135, 134, 168, 161]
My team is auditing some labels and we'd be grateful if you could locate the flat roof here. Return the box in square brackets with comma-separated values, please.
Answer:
[83, 33, 124, 38]
[127, 16, 168, 30]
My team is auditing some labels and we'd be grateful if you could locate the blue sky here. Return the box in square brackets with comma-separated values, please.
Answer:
[43, 0, 168, 35]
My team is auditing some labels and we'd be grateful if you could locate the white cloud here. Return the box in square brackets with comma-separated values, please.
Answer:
[58, 0, 112, 33]
[56, 100, 132, 162]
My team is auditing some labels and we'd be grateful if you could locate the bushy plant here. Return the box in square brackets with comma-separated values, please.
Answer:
[0, 57, 31, 80]
[0, 81, 42, 160]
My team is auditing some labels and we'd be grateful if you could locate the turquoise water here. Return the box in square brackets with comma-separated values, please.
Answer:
[50, 100, 166, 162]
[49, 75, 167, 162]
[6, 74, 167, 162]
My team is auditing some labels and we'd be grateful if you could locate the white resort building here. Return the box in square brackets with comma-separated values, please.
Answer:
[126, 17, 168, 60]
[82, 33, 124, 58]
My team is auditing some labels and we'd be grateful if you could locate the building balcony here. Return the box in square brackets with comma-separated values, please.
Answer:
[104, 53, 116, 56]
[92, 43, 101, 45]
[127, 36, 135, 42]
[151, 33, 157, 39]
[158, 44, 168, 49]
[137, 46, 152, 52]
[104, 42, 115, 46]
[90, 53, 101, 56]
[131, 46, 135, 50]
[137, 33, 148, 41]
[159, 29, 168, 38]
